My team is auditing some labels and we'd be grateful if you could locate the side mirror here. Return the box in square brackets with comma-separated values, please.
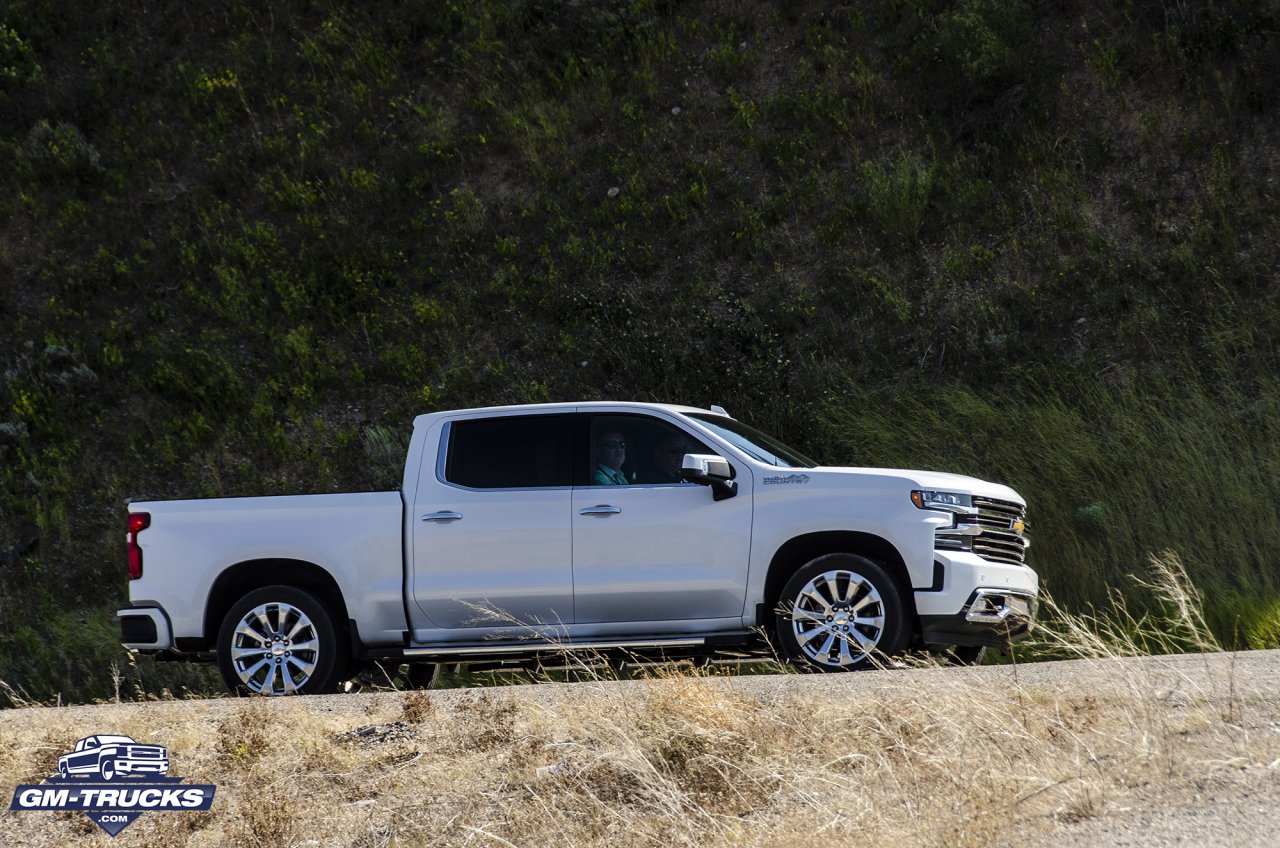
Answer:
[680, 454, 738, 501]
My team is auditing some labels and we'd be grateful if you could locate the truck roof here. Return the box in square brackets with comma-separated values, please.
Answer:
[79, 735, 136, 747]
[411, 401, 717, 429]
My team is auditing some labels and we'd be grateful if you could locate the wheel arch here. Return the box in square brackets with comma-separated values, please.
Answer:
[203, 559, 351, 645]
[761, 531, 917, 627]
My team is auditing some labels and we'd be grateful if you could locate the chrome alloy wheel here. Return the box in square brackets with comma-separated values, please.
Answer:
[788, 569, 886, 668]
[230, 602, 320, 695]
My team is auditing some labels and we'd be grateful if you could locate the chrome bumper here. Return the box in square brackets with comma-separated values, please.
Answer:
[964, 590, 1036, 626]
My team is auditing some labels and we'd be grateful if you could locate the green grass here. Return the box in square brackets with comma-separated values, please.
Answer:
[0, 601, 219, 706]
[1, 0, 1278, 701]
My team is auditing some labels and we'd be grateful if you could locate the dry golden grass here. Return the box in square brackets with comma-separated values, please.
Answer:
[1, 553, 1277, 847]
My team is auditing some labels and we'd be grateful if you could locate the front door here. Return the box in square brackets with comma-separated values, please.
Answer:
[571, 413, 753, 624]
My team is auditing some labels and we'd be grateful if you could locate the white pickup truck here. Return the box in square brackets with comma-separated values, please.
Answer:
[119, 402, 1037, 695]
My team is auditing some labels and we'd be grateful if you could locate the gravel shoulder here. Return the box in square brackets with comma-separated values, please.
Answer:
[12, 648, 1274, 718]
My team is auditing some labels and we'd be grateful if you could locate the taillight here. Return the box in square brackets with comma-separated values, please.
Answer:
[127, 512, 150, 580]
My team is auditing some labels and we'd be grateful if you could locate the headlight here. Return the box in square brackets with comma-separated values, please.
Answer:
[910, 490, 973, 511]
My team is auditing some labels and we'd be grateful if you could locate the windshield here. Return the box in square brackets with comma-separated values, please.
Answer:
[687, 414, 817, 468]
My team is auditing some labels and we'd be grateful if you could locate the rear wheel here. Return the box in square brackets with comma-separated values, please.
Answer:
[217, 586, 346, 696]
[775, 553, 909, 671]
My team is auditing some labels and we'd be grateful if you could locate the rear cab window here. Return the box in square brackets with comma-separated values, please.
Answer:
[443, 414, 573, 489]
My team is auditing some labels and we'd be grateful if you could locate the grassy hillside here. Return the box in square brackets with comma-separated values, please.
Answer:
[1, 0, 1278, 703]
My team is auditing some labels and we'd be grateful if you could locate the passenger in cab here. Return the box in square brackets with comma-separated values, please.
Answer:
[594, 431, 630, 485]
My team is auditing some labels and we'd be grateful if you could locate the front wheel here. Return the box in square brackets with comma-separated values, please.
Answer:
[775, 553, 910, 671]
[217, 586, 346, 696]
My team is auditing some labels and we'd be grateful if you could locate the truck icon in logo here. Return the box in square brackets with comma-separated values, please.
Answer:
[56, 735, 169, 781]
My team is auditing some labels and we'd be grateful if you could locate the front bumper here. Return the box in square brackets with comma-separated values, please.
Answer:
[913, 550, 1038, 647]
[920, 589, 1037, 648]
[914, 551, 1038, 613]
[117, 759, 169, 775]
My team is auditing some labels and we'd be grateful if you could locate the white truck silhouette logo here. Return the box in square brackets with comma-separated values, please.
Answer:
[56, 735, 169, 781]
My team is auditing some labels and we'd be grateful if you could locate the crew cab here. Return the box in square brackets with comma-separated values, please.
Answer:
[57, 735, 169, 780]
[118, 402, 1037, 695]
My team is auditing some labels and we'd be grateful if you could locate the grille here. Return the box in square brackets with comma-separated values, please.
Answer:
[973, 496, 1024, 530]
[972, 531, 1028, 564]
[971, 496, 1028, 565]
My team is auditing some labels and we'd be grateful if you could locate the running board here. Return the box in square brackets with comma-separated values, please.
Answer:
[362, 632, 757, 663]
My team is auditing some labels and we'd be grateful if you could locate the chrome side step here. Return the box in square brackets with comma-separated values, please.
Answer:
[404, 635, 709, 658]
[363, 632, 758, 663]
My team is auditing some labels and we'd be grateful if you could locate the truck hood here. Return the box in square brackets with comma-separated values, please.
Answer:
[801, 466, 1025, 506]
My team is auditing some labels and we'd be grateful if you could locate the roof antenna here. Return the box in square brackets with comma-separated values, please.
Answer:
[710, 405, 731, 417]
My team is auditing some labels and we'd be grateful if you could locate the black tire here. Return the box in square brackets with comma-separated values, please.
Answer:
[216, 585, 346, 696]
[775, 553, 910, 672]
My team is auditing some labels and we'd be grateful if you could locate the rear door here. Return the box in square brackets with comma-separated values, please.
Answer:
[570, 412, 754, 624]
[410, 413, 574, 630]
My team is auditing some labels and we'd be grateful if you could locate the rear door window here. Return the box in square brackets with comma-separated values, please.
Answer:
[444, 415, 573, 489]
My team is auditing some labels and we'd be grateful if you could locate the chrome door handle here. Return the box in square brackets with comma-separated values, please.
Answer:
[579, 505, 621, 516]
[421, 511, 463, 523]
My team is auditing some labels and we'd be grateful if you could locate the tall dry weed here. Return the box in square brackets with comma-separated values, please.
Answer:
[215, 697, 276, 771]
[1027, 550, 1221, 660]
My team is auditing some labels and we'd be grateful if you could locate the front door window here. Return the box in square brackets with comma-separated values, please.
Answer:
[587, 415, 710, 487]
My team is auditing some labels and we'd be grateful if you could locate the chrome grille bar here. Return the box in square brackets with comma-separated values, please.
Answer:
[936, 496, 1029, 565]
